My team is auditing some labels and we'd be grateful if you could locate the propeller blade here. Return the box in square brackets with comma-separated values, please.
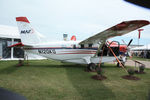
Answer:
[122, 39, 127, 45]
[127, 51, 133, 58]
[127, 51, 131, 57]
[127, 39, 133, 47]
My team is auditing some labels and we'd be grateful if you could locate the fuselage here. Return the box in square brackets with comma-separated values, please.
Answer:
[24, 41, 122, 64]
[25, 41, 96, 60]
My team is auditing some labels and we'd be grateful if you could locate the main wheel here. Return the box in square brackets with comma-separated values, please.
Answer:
[117, 61, 125, 67]
[87, 63, 96, 71]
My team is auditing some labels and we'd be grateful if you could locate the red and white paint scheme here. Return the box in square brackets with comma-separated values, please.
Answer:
[14, 17, 149, 67]
[71, 35, 76, 41]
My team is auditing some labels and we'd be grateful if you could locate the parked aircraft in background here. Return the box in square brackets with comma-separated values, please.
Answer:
[9, 17, 150, 70]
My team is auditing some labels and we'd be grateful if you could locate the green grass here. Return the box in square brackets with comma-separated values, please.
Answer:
[0, 60, 150, 100]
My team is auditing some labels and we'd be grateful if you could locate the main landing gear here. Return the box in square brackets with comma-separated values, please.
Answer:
[83, 57, 96, 71]
[117, 60, 125, 67]
[87, 63, 96, 72]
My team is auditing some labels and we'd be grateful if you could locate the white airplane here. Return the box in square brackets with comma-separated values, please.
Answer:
[9, 17, 150, 70]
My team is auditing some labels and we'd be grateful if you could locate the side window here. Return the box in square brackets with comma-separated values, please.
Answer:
[88, 44, 93, 48]
[73, 45, 76, 49]
[62, 45, 67, 49]
[81, 44, 84, 49]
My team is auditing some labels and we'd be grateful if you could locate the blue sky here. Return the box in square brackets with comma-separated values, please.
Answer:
[0, 0, 150, 45]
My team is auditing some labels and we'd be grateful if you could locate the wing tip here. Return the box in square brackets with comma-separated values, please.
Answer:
[126, 20, 150, 25]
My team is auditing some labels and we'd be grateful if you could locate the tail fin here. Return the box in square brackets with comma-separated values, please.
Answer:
[16, 17, 41, 45]
[71, 35, 76, 41]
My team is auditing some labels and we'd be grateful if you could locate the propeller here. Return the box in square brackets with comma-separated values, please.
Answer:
[122, 39, 133, 57]
[122, 39, 127, 45]
[127, 39, 133, 47]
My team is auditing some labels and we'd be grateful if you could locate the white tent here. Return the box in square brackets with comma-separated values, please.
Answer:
[0, 25, 46, 60]
[0, 25, 20, 39]
[0, 25, 45, 39]
[132, 44, 150, 51]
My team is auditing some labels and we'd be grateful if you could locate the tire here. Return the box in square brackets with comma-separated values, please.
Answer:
[87, 63, 96, 71]
[117, 62, 120, 67]
[117, 61, 125, 67]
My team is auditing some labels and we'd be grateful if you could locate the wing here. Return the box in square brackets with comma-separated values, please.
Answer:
[79, 20, 150, 44]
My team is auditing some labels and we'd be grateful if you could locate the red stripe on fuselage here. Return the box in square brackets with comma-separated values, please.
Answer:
[60, 50, 97, 52]
[56, 53, 96, 55]
[24, 47, 97, 50]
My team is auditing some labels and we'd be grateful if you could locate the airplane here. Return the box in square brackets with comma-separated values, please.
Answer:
[9, 17, 150, 71]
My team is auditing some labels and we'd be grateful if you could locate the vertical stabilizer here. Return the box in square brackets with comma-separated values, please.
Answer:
[16, 17, 41, 45]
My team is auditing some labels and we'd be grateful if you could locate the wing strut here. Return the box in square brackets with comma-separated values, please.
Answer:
[98, 44, 105, 67]
[94, 40, 105, 57]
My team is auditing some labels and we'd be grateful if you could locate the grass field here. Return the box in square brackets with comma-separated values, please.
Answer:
[0, 60, 150, 100]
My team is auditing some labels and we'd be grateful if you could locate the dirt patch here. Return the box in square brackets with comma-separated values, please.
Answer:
[92, 75, 107, 80]
[134, 70, 146, 74]
[135, 71, 146, 74]
[122, 75, 140, 80]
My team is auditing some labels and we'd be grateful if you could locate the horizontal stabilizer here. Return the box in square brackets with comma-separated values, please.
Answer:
[8, 42, 32, 48]
[8, 42, 24, 47]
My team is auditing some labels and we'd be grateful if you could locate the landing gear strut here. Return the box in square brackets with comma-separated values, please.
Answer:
[87, 63, 96, 72]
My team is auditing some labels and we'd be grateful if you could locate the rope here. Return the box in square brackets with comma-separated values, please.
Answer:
[106, 41, 128, 73]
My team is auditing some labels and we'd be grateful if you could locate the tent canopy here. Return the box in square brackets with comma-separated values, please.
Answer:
[0, 25, 20, 39]
[132, 44, 150, 51]
[0, 25, 45, 39]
